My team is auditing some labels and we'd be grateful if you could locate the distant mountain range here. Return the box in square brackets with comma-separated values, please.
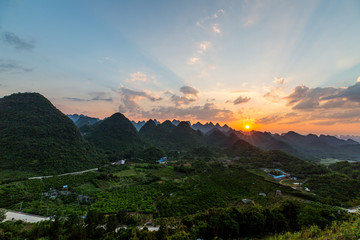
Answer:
[67, 114, 100, 128]
[3, 92, 357, 176]
[69, 113, 360, 161]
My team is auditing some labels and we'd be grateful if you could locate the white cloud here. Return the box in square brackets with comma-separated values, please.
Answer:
[125, 72, 148, 82]
[199, 41, 211, 51]
[273, 77, 285, 85]
[212, 24, 221, 33]
[187, 57, 199, 64]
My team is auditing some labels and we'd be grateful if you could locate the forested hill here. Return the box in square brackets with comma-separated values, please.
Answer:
[84, 112, 144, 160]
[0, 92, 106, 175]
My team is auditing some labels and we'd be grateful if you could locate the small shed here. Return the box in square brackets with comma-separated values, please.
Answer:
[276, 190, 282, 196]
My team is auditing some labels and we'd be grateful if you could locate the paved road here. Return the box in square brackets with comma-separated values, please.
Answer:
[28, 168, 98, 180]
[3, 210, 50, 223]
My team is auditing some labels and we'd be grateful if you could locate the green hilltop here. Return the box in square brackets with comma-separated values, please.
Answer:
[0, 92, 106, 175]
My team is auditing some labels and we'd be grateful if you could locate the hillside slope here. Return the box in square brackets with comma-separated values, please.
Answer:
[0, 92, 106, 175]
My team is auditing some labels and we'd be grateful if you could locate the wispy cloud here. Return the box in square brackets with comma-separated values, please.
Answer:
[2, 32, 35, 50]
[187, 57, 199, 65]
[196, 9, 225, 32]
[263, 77, 287, 103]
[64, 92, 113, 102]
[0, 60, 33, 73]
[188, 41, 212, 65]
[212, 24, 221, 34]
[125, 72, 148, 82]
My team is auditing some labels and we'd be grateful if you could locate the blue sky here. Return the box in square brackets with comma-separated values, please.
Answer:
[1, 0, 360, 134]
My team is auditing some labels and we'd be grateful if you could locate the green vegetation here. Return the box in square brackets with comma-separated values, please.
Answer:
[84, 112, 144, 160]
[269, 215, 360, 240]
[304, 173, 360, 206]
[328, 160, 360, 180]
[0, 93, 106, 175]
[2, 92, 360, 239]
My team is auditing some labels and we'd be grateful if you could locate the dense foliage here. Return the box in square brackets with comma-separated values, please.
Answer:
[84, 113, 143, 160]
[0, 93, 106, 175]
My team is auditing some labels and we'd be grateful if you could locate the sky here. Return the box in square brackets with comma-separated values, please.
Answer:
[1, 0, 360, 135]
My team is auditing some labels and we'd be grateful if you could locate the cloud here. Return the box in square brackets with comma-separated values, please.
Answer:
[168, 86, 200, 106]
[230, 96, 251, 105]
[273, 77, 285, 85]
[263, 77, 287, 103]
[2, 32, 35, 50]
[198, 41, 211, 54]
[64, 97, 89, 102]
[125, 72, 148, 82]
[257, 112, 298, 124]
[0, 60, 33, 73]
[113, 85, 235, 122]
[146, 103, 235, 122]
[187, 57, 199, 64]
[117, 87, 162, 113]
[88, 92, 113, 102]
[212, 9, 225, 19]
[188, 41, 212, 65]
[335, 82, 360, 103]
[212, 24, 221, 33]
[180, 86, 199, 96]
[285, 85, 350, 110]
[196, 9, 225, 34]
[64, 92, 113, 102]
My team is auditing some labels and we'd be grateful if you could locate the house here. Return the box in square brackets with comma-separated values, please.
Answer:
[304, 187, 310, 192]
[157, 157, 167, 164]
[259, 193, 266, 197]
[242, 198, 252, 204]
[276, 190, 282, 196]
[112, 159, 126, 165]
[272, 174, 286, 180]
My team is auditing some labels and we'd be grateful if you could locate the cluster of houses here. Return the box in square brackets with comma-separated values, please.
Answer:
[264, 168, 289, 180]
[41, 186, 91, 203]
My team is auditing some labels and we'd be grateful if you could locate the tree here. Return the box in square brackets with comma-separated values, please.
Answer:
[0, 209, 6, 222]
